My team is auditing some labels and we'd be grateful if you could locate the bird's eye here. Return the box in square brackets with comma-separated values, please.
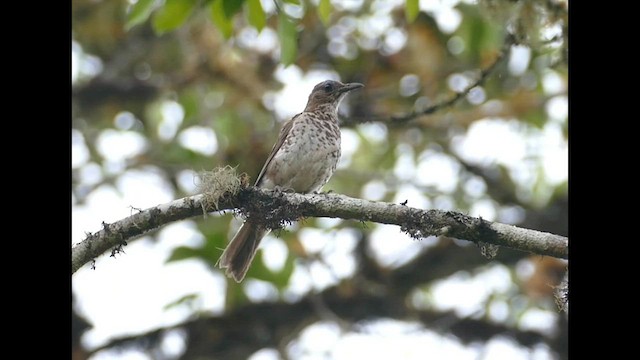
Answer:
[323, 83, 334, 92]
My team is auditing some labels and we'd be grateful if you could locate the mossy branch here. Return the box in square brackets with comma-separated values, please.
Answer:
[72, 168, 568, 274]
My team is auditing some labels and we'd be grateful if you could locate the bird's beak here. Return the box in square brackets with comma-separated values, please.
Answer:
[341, 82, 364, 93]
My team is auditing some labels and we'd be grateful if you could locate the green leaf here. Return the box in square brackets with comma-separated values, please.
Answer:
[167, 246, 202, 262]
[406, 0, 419, 23]
[222, 0, 246, 18]
[282, 0, 300, 4]
[278, 13, 297, 66]
[163, 293, 198, 310]
[455, 4, 504, 62]
[168, 219, 232, 265]
[522, 106, 546, 129]
[178, 89, 200, 126]
[246, 0, 266, 31]
[244, 248, 296, 289]
[152, 0, 197, 34]
[273, 251, 296, 289]
[126, 0, 157, 30]
[318, 0, 331, 26]
[210, 0, 234, 38]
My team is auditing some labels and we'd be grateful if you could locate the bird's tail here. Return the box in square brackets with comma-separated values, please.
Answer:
[218, 222, 267, 282]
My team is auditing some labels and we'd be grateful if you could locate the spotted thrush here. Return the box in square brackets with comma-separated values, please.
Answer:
[218, 80, 364, 282]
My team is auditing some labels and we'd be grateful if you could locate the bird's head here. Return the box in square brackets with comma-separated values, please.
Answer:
[304, 80, 364, 112]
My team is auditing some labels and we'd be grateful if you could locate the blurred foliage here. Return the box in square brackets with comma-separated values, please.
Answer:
[72, 0, 568, 358]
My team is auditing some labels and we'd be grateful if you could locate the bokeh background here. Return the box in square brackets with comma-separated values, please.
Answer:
[71, 0, 568, 359]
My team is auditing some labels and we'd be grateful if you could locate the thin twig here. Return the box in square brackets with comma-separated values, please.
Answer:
[346, 34, 516, 125]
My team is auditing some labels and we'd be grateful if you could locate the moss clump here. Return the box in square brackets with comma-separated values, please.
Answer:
[196, 165, 247, 210]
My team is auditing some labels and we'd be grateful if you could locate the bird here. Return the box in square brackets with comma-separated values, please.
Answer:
[218, 80, 364, 282]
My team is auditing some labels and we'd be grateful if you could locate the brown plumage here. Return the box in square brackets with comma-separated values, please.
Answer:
[218, 80, 364, 282]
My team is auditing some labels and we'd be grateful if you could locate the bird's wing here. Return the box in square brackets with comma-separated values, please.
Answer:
[254, 113, 300, 187]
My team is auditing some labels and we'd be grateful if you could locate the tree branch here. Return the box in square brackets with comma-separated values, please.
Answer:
[343, 34, 516, 126]
[72, 186, 568, 274]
